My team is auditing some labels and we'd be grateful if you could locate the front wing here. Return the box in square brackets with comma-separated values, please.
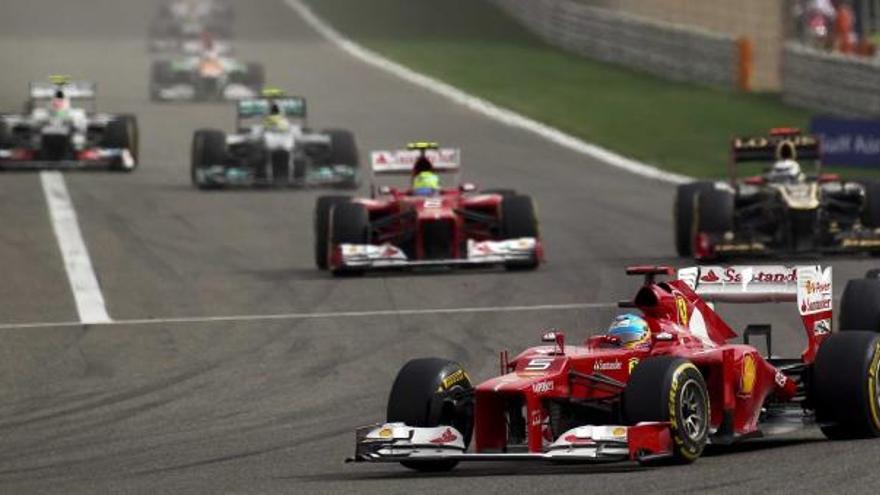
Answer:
[698, 228, 880, 260]
[152, 82, 256, 101]
[0, 148, 135, 170]
[348, 423, 673, 465]
[333, 238, 540, 269]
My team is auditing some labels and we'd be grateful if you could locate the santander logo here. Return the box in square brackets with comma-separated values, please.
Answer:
[700, 270, 719, 282]
[429, 428, 458, 444]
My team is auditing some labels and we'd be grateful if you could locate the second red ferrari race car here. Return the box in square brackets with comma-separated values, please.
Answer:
[313, 143, 542, 275]
[349, 264, 880, 470]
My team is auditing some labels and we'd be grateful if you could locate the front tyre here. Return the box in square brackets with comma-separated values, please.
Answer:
[313, 195, 350, 270]
[623, 356, 709, 464]
[500, 194, 540, 270]
[674, 182, 714, 257]
[103, 115, 139, 171]
[813, 331, 880, 439]
[386, 358, 474, 472]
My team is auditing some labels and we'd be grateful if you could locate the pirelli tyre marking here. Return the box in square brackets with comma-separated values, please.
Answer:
[668, 362, 709, 461]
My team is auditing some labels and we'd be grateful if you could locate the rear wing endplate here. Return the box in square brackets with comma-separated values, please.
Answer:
[370, 148, 461, 175]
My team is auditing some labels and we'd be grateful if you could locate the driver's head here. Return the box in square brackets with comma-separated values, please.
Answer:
[607, 314, 651, 349]
[412, 170, 440, 197]
[51, 90, 69, 113]
[768, 159, 803, 183]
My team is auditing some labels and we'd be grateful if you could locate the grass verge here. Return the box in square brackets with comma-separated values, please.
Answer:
[301, 0, 844, 178]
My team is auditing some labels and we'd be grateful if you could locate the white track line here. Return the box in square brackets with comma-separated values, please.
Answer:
[283, 0, 690, 185]
[40, 171, 112, 324]
[0, 302, 614, 330]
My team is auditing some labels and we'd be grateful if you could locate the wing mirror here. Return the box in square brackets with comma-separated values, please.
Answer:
[541, 330, 566, 355]
[377, 185, 395, 195]
[460, 182, 477, 193]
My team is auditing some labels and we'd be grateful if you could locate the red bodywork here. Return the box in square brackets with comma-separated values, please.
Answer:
[328, 185, 543, 269]
[471, 266, 828, 458]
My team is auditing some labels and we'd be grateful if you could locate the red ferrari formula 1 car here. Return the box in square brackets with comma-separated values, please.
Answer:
[349, 265, 880, 470]
[313, 143, 542, 275]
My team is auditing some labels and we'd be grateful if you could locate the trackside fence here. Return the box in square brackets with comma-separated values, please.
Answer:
[783, 42, 880, 117]
[489, 0, 743, 90]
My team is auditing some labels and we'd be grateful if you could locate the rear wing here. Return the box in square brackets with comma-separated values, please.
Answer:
[29, 81, 96, 101]
[677, 265, 832, 361]
[731, 132, 821, 164]
[237, 97, 307, 119]
[370, 148, 461, 175]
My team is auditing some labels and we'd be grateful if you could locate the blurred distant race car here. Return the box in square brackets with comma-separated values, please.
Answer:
[313, 142, 542, 275]
[149, 0, 234, 53]
[150, 48, 264, 102]
[191, 90, 359, 189]
[675, 128, 880, 261]
[350, 264, 880, 471]
[0, 76, 138, 171]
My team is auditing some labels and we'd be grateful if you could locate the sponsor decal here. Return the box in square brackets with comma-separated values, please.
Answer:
[775, 371, 788, 388]
[429, 428, 458, 445]
[813, 318, 831, 335]
[741, 354, 757, 395]
[700, 270, 719, 283]
[378, 428, 393, 438]
[797, 267, 833, 316]
[532, 380, 554, 394]
[593, 360, 623, 372]
[676, 296, 689, 325]
[439, 369, 469, 391]
[563, 434, 594, 445]
[611, 427, 627, 437]
[628, 358, 640, 374]
[525, 357, 554, 371]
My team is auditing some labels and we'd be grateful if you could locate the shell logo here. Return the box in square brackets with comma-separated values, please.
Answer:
[741, 354, 757, 395]
[676, 296, 689, 326]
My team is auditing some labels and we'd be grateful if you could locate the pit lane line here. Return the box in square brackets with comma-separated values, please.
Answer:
[40, 171, 112, 324]
[0, 302, 615, 330]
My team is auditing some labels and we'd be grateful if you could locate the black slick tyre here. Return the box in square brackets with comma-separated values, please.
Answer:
[325, 129, 360, 189]
[674, 182, 714, 257]
[191, 129, 226, 189]
[839, 277, 880, 332]
[386, 358, 474, 472]
[314, 195, 350, 270]
[500, 194, 539, 270]
[861, 181, 880, 228]
[812, 332, 880, 439]
[103, 115, 139, 171]
[329, 202, 369, 276]
[623, 356, 709, 464]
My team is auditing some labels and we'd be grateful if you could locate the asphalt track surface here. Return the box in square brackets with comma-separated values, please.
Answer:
[0, 1, 879, 493]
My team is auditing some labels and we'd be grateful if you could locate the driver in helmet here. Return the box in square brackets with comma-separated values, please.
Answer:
[766, 141, 804, 183]
[607, 313, 651, 349]
[411, 155, 441, 196]
[49, 89, 71, 119]
[263, 102, 291, 131]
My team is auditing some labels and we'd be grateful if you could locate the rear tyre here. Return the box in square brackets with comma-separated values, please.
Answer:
[674, 182, 714, 257]
[314, 195, 350, 270]
[839, 277, 880, 332]
[483, 188, 517, 198]
[387, 358, 474, 472]
[861, 181, 880, 228]
[330, 202, 370, 276]
[103, 115, 139, 171]
[0, 120, 12, 149]
[325, 129, 360, 189]
[623, 356, 709, 464]
[150, 61, 173, 101]
[500, 195, 539, 270]
[191, 129, 227, 190]
[813, 332, 880, 439]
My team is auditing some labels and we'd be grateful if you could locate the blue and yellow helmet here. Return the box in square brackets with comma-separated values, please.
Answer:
[608, 314, 650, 348]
